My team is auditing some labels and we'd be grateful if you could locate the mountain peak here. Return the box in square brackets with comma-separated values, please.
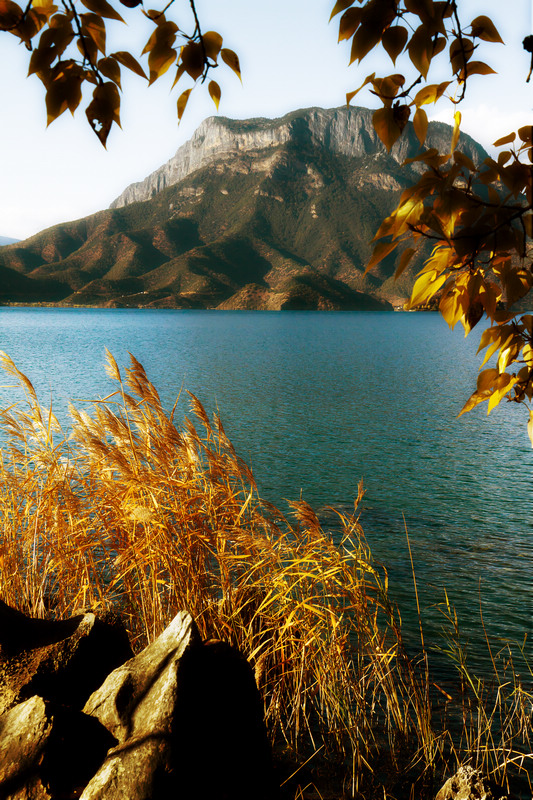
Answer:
[110, 106, 485, 209]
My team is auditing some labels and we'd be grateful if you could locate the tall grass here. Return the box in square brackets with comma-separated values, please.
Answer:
[0, 350, 531, 798]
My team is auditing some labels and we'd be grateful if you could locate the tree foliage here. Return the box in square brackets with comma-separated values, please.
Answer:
[1, 0, 532, 437]
[0, 0, 240, 145]
[333, 0, 533, 438]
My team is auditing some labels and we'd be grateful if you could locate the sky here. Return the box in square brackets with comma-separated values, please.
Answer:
[1, 0, 532, 240]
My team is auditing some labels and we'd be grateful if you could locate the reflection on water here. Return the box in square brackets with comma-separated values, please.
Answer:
[0, 307, 531, 673]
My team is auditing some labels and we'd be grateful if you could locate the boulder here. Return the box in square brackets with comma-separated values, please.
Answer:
[81, 611, 201, 800]
[82, 614, 277, 800]
[0, 694, 116, 800]
[0, 602, 134, 715]
[436, 765, 508, 800]
[173, 637, 276, 800]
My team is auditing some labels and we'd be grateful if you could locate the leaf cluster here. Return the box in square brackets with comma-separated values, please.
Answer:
[1, 0, 240, 145]
[333, 1, 533, 437]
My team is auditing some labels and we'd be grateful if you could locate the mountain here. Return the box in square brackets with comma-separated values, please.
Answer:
[0, 106, 487, 310]
[0, 236, 19, 246]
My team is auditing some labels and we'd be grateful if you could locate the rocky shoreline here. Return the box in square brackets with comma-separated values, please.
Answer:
[0, 600, 508, 800]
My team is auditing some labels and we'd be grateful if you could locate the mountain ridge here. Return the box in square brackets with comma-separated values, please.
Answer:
[0, 106, 488, 310]
[111, 105, 483, 210]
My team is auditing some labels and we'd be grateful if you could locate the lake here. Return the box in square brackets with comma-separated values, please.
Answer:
[0, 307, 531, 675]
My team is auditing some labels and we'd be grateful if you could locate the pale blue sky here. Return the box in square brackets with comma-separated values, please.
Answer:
[1, 0, 531, 240]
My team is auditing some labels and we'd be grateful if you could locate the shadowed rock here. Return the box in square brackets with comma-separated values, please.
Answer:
[0, 602, 134, 715]
[0, 695, 116, 800]
[0, 599, 84, 656]
[173, 638, 276, 800]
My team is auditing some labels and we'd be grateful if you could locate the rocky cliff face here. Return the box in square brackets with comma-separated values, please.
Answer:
[110, 106, 484, 208]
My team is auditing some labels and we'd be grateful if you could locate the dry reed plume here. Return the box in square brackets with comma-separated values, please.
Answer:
[0, 350, 530, 798]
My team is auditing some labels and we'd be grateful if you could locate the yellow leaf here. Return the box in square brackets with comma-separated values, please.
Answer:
[85, 80, 120, 146]
[221, 47, 241, 81]
[98, 56, 121, 88]
[112, 50, 147, 79]
[408, 269, 447, 308]
[461, 61, 497, 80]
[148, 42, 176, 85]
[480, 330, 513, 368]
[404, 0, 433, 16]
[45, 78, 69, 124]
[202, 30, 223, 61]
[450, 36, 474, 75]
[80, 0, 123, 21]
[142, 20, 177, 55]
[372, 106, 402, 152]
[493, 132, 515, 147]
[518, 125, 532, 144]
[470, 15, 504, 44]
[381, 25, 408, 64]
[477, 325, 500, 354]
[440, 285, 463, 329]
[451, 110, 461, 153]
[413, 82, 451, 107]
[346, 72, 375, 104]
[80, 12, 106, 55]
[180, 41, 203, 81]
[208, 79, 221, 110]
[13, 4, 53, 42]
[477, 368, 499, 392]
[338, 7, 362, 41]
[350, 20, 383, 64]
[413, 107, 428, 145]
[408, 24, 433, 78]
[0, 0, 23, 29]
[329, 0, 353, 21]
[395, 246, 416, 279]
[365, 240, 398, 274]
[171, 62, 186, 89]
[457, 389, 489, 417]
[453, 150, 475, 172]
[487, 373, 516, 414]
[528, 411, 533, 448]
[77, 32, 97, 64]
[177, 87, 192, 122]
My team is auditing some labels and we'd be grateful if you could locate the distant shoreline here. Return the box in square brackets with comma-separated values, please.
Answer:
[0, 302, 421, 312]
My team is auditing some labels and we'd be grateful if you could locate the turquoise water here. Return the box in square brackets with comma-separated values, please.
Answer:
[0, 308, 531, 673]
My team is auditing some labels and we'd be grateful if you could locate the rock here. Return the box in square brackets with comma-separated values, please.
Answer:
[0, 606, 276, 799]
[0, 603, 134, 715]
[0, 599, 84, 656]
[435, 765, 508, 800]
[82, 610, 199, 744]
[173, 638, 276, 800]
[82, 614, 276, 800]
[81, 611, 201, 799]
[0, 695, 116, 800]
